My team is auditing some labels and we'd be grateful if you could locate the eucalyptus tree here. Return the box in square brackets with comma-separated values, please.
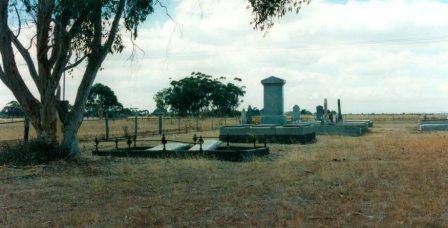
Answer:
[0, 0, 309, 157]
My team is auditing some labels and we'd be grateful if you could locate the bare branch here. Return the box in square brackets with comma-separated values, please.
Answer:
[13, 4, 21, 38]
[26, 34, 37, 50]
[156, 0, 175, 22]
[9, 29, 41, 94]
[64, 55, 87, 71]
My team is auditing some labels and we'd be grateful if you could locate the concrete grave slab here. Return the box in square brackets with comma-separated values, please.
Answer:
[419, 124, 448, 131]
[148, 142, 190, 151]
[189, 140, 221, 151]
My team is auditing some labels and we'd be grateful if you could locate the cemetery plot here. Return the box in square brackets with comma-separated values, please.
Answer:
[91, 135, 270, 162]
[313, 98, 373, 136]
[220, 76, 318, 143]
[219, 124, 316, 144]
[314, 122, 370, 136]
[418, 119, 448, 131]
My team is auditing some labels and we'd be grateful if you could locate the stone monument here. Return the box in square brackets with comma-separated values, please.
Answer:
[219, 76, 317, 144]
[292, 105, 301, 123]
[323, 98, 330, 124]
[260, 76, 287, 125]
[337, 99, 343, 123]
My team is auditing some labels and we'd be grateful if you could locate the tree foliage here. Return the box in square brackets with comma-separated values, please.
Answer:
[154, 72, 246, 116]
[86, 83, 122, 117]
[248, 0, 311, 30]
[1, 101, 24, 118]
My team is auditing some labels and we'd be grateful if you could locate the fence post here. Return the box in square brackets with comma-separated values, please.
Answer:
[211, 117, 214, 130]
[24, 114, 30, 143]
[105, 114, 110, 140]
[158, 115, 163, 135]
[134, 115, 138, 137]
[196, 116, 200, 132]
[178, 117, 181, 134]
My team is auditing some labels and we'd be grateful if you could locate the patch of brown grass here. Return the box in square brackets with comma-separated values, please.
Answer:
[1, 122, 447, 226]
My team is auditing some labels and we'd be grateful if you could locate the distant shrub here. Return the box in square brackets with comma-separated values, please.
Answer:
[0, 139, 68, 166]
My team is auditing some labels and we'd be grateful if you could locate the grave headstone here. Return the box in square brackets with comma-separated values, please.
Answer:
[247, 105, 253, 124]
[316, 105, 324, 121]
[292, 105, 301, 123]
[329, 111, 334, 124]
[260, 76, 287, 125]
[241, 109, 247, 125]
[323, 98, 330, 124]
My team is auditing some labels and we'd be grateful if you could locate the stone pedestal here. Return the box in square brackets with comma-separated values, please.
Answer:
[261, 76, 287, 125]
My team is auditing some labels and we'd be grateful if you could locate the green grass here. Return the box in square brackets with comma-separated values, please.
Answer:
[1, 122, 447, 226]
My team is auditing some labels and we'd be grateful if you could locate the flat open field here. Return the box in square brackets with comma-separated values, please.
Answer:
[1, 121, 448, 226]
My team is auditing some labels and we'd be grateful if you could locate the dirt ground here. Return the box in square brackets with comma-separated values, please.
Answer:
[1, 121, 447, 226]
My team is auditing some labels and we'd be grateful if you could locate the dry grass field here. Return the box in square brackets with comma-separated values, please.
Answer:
[1, 120, 447, 226]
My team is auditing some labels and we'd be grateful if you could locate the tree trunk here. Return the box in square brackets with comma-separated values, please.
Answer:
[41, 103, 58, 142]
[60, 121, 80, 158]
[24, 114, 30, 143]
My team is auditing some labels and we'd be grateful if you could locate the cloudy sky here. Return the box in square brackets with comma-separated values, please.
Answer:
[2, 0, 448, 113]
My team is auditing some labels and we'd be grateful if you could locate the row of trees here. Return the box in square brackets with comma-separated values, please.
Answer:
[154, 72, 246, 116]
[1, 83, 149, 119]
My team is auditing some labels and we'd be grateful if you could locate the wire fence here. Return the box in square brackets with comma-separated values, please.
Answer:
[1, 113, 447, 143]
[0, 116, 240, 143]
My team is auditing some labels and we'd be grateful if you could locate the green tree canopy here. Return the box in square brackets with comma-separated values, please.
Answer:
[154, 72, 246, 116]
[1, 101, 25, 118]
[86, 83, 123, 117]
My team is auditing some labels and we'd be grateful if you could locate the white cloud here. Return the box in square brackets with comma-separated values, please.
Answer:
[2, 0, 448, 113]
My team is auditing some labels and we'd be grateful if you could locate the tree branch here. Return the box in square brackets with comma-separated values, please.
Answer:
[71, 0, 126, 122]
[0, 0, 42, 132]
[64, 55, 87, 71]
[36, 0, 54, 80]
[13, 4, 21, 38]
[8, 29, 42, 94]
[102, 0, 126, 53]
[0, 62, 4, 79]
